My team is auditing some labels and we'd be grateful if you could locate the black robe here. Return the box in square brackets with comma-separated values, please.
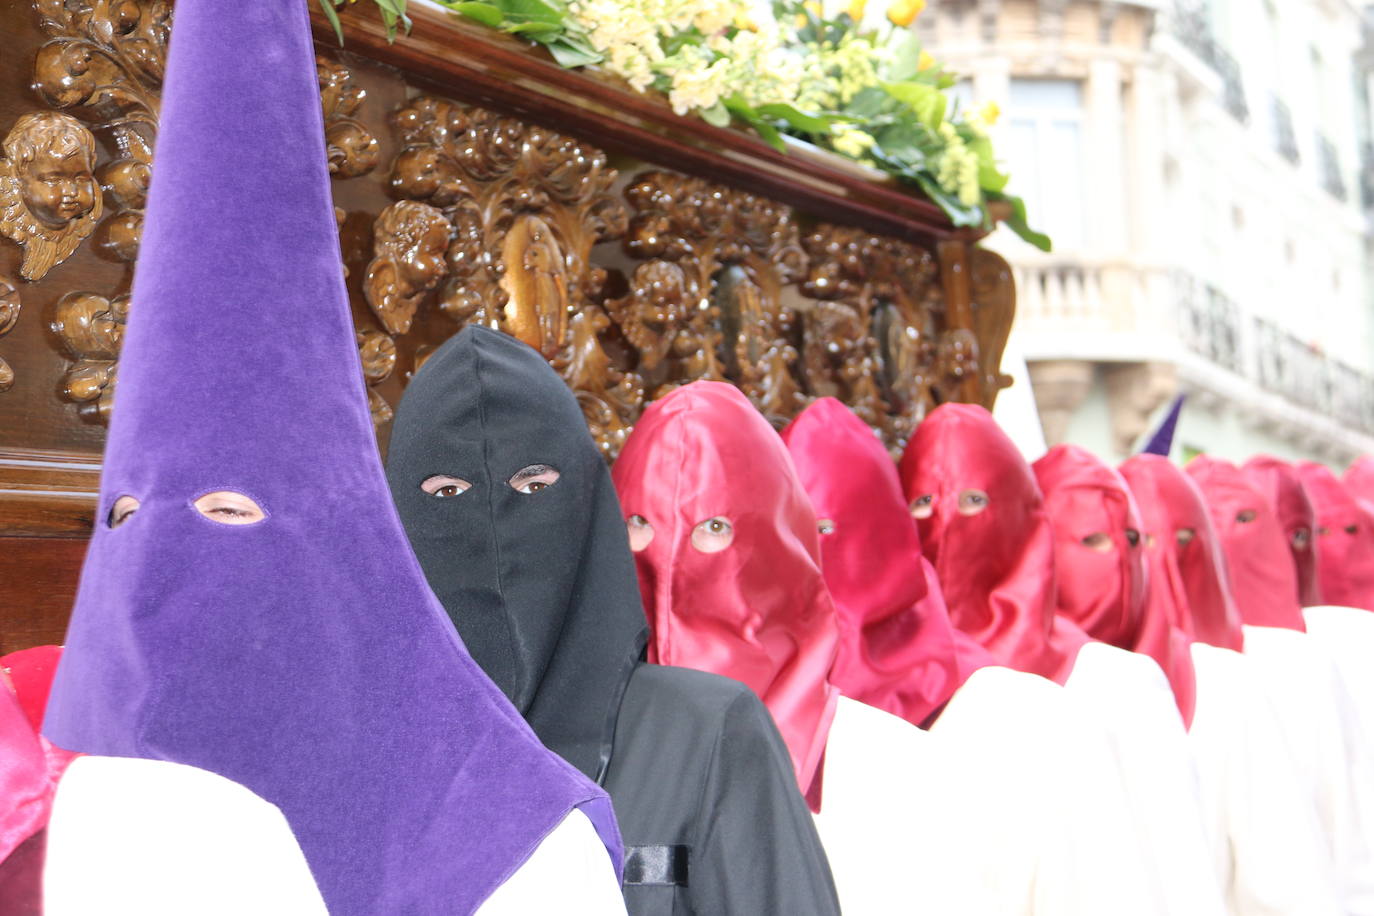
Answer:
[387, 326, 840, 915]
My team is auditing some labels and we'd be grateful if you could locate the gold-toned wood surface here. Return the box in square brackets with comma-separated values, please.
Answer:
[0, 0, 1016, 651]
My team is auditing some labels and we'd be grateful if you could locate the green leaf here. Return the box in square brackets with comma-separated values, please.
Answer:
[724, 96, 786, 152]
[506, 19, 563, 34]
[755, 103, 834, 135]
[872, 121, 936, 166]
[844, 86, 892, 120]
[910, 173, 983, 227]
[318, 0, 345, 45]
[546, 38, 603, 67]
[442, 0, 504, 26]
[965, 134, 1009, 192]
[882, 81, 945, 130]
[498, 0, 566, 25]
[701, 100, 731, 127]
[662, 28, 706, 56]
[987, 191, 1052, 251]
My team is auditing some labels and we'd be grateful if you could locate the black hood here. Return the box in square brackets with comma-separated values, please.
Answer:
[387, 325, 648, 781]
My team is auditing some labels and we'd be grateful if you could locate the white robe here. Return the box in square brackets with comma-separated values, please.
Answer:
[1063, 642, 1226, 915]
[1241, 623, 1374, 914]
[1188, 643, 1345, 915]
[1303, 606, 1374, 749]
[813, 669, 1162, 915]
[44, 755, 627, 916]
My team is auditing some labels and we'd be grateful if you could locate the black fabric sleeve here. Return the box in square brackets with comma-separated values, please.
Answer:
[689, 688, 843, 916]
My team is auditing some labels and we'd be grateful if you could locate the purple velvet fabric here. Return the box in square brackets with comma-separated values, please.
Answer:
[41, 1, 622, 912]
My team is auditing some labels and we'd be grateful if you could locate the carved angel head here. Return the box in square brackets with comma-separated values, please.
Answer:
[1, 111, 103, 280]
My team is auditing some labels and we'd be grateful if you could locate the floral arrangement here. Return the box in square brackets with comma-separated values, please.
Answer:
[322, 0, 1049, 249]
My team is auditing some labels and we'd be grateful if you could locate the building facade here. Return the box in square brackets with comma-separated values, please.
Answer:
[924, 0, 1374, 464]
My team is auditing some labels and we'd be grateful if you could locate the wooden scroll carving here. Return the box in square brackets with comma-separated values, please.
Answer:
[0, 276, 18, 392]
[968, 247, 1016, 407]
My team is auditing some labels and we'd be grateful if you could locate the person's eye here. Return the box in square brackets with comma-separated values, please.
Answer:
[108, 495, 140, 529]
[1081, 532, 1113, 552]
[509, 464, 560, 495]
[627, 514, 654, 552]
[817, 518, 836, 535]
[1124, 528, 1141, 547]
[1318, 526, 1331, 536]
[691, 516, 734, 553]
[1346, 524, 1359, 535]
[1236, 509, 1257, 524]
[421, 475, 471, 498]
[910, 494, 934, 519]
[1175, 528, 1196, 547]
[193, 491, 266, 526]
[957, 489, 989, 516]
[1291, 528, 1312, 550]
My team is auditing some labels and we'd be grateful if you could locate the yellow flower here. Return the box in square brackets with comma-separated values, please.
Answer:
[916, 49, 935, 70]
[804, 0, 823, 17]
[832, 126, 876, 158]
[848, 0, 867, 20]
[979, 100, 1000, 125]
[887, 0, 925, 27]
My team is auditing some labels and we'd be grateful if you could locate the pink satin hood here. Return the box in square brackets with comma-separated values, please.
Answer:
[612, 382, 840, 802]
[1119, 455, 1245, 652]
[1296, 461, 1374, 611]
[1241, 456, 1323, 606]
[898, 404, 1089, 684]
[1188, 456, 1307, 631]
[782, 398, 975, 728]
[1, 647, 73, 866]
[1035, 445, 1196, 725]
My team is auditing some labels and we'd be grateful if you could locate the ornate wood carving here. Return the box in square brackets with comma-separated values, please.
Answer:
[1, 112, 103, 279]
[51, 290, 127, 421]
[615, 171, 808, 425]
[318, 55, 380, 178]
[0, 275, 18, 392]
[363, 200, 451, 335]
[358, 327, 397, 428]
[799, 225, 942, 450]
[31, 0, 166, 267]
[387, 95, 638, 454]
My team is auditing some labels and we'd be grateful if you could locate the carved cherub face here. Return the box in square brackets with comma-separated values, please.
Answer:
[1, 112, 103, 280]
[9, 114, 98, 229]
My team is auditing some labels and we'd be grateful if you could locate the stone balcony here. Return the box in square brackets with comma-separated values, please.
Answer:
[1006, 252, 1374, 457]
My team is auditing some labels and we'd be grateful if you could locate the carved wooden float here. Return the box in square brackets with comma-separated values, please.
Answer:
[0, 0, 1016, 650]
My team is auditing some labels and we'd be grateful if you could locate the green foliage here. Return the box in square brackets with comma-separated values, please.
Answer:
[318, 0, 412, 44]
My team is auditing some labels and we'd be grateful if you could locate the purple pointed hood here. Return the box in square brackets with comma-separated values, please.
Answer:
[1140, 394, 1185, 457]
[41, 1, 621, 912]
